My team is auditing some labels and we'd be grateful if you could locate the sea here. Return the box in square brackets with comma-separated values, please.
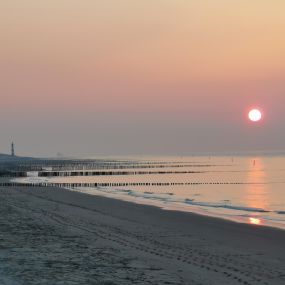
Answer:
[13, 155, 285, 229]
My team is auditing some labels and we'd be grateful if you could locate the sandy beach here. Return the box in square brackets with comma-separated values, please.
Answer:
[0, 187, 284, 285]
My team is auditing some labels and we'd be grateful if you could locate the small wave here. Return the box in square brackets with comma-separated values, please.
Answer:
[119, 189, 132, 193]
[127, 191, 173, 202]
[184, 199, 270, 213]
[276, 211, 285, 215]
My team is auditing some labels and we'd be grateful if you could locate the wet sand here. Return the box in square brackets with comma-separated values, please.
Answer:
[0, 187, 284, 285]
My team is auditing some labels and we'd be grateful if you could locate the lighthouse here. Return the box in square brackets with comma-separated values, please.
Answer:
[11, 142, 15, 157]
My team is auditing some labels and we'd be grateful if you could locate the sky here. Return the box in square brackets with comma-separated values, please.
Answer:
[0, 0, 285, 157]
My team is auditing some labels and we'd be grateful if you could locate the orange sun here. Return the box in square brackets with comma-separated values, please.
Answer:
[248, 109, 262, 122]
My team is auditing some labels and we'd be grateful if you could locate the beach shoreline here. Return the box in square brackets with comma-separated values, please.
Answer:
[66, 186, 285, 231]
[0, 186, 284, 284]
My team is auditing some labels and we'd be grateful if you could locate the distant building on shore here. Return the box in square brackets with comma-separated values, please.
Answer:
[11, 142, 15, 157]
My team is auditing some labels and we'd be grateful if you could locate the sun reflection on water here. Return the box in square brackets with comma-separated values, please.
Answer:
[245, 157, 269, 210]
[249, 217, 261, 225]
[245, 158, 268, 226]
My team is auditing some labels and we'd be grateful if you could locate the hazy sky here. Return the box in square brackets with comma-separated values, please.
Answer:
[0, 1, 285, 157]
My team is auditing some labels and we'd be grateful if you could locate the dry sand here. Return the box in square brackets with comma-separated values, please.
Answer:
[0, 187, 284, 285]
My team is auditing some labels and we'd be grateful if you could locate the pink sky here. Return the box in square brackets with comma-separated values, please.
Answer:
[0, 1, 285, 156]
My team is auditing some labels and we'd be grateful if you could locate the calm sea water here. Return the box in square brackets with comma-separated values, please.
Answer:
[14, 156, 285, 229]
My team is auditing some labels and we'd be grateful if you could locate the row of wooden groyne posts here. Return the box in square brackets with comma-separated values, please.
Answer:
[0, 181, 255, 188]
[38, 170, 202, 177]
[0, 169, 203, 178]
[49, 163, 211, 171]
[0, 164, 205, 176]
[0, 182, 176, 187]
[12, 161, 212, 172]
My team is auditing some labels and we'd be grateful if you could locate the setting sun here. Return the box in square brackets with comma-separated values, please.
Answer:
[248, 109, 262, 122]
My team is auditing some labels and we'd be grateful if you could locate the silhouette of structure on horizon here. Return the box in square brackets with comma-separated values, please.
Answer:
[11, 142, 15, 157]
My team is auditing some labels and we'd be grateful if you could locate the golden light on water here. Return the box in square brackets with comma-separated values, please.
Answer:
[245, 158, 267, 227]
[245, 157, 268, 210]
[249, 217, 261, 225]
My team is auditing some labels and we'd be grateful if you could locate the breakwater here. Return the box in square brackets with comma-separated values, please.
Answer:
[38, 170, 202, 177]
[0, 181, 262, 188]
[0, 171, 27, 178]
